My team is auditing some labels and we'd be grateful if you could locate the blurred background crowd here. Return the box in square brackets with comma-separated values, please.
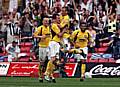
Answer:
[0, 0, 120, 62]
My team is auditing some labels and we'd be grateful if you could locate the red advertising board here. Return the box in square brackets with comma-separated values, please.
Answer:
[7, 62, 39, 76]
[64, 63, 78, 77]
[0, 62, 78, 77]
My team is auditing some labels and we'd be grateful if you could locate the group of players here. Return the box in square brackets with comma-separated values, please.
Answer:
[33, 7, 92, 83]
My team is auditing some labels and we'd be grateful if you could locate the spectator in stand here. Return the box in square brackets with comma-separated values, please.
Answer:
[0, 14, 9, 45]
[94, 17, 104, 33]
[116, 0, 120, 19]
[32, 9, 39, 20]
[0, 38, 5, 53]
[40, 0, 48, 11]
[107, 0, 113, 7]
[52, 6, 61, 14]
[61, 0, 71, 7]
[31, 19, 39, 48]
[9, 8, 21, 22]
[80, 9, 88, 23]
[70, 19, 79, 31]
[54, 0, 62, 10]
[80, 0, 93, 13]
[75, 5, 82, 26]
[88, 24, 96, 53]
[108, 5, 115, 15]
[107, 13, 117, 37]
[3, 13, 21, 44]
[67, 4, 75, 19]
[26, 0, 34, 11]
[109, 0, 117, 14]
[20, 12, 33, 38]
[33, 0, 40, 11]
[101, 11, 107, 28]
[99, 0, 108, 11]
[99, 23, 120, 60]
[6, 41, 20, 62]
[96, 4, 103, 17]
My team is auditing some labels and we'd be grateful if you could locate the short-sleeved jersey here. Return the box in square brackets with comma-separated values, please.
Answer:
[71, 30, 92, 48]
[60, 15, 70, 38]
[34, 25, 51, 47]
[51, 23, 61, 42]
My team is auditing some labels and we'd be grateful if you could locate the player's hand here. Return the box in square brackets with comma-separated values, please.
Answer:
[41, 35, 46, 39]
[58, 33, 63, 37]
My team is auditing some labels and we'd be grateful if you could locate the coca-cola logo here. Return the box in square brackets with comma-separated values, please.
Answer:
[90, 64, 120, 76]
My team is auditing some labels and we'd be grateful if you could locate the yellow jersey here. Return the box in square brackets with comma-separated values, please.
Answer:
[60, 15, 70, 38]
[71, 30, 92, 48]
[34, 25, 51, 48]
[51, 23, 61, 42]
[60, 15, 69, 27]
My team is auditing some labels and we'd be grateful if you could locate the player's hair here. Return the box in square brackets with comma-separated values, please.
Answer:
[52, 14, 59, 20]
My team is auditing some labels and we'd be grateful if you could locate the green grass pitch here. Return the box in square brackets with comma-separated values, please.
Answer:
[0, 77, 120, 87]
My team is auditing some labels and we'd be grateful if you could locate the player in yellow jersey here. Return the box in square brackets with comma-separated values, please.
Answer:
[60, 7, 70, 29]
[48, 14, 62, 60]
[45, 13, 68, 82]
[59, 7, 70, 51]
[49, 13, 68, 58]
[70, 22, 92, 81]
[34, 18, 51, 82]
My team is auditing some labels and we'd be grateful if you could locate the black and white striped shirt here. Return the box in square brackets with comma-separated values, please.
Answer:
[7, 22, 21, 36]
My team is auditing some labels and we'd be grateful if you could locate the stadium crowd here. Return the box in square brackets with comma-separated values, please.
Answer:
[0, 0, 120, 82]
[0, 0, 120, 61]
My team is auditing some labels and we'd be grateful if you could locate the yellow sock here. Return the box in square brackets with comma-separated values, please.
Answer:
[38, 64, 43, 79]
[81, 64, 86, 77]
